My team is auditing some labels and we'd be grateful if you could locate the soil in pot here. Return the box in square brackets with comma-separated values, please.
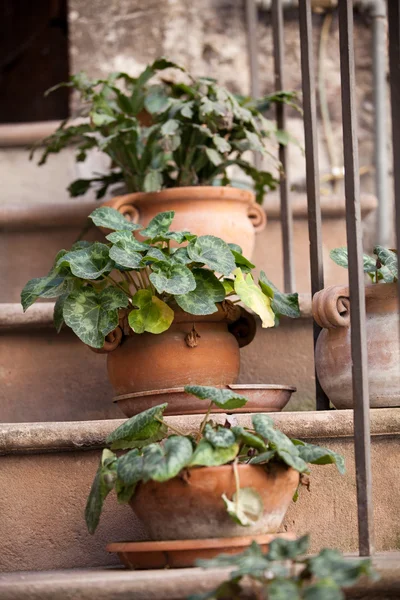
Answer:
[104, 186, 266, 258]
[129, 463, 300, 541]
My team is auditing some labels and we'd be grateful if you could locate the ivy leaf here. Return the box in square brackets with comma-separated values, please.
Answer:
[222, 487, 264, 526]
[128, 289, 174, 334]
[85, 449, 117, 534]
[58, 242, 114, 280]
[292, 440, 345, 475]
[187, 235, 236, 276]
[144, 170, 163, 193]
[150, 262, 196, 294]
[140, 211, 175, 239]
[189, 439, 239, 467]
[204, 423, 236, 448]
[142, 436, 193, 482]
[89, 207, 142, 231]
[231, 426, 267, 452]
[184, 385, 248, 410]
[233, 268, 275, 328]
[106, 230, 149, 251]
[106, 403, 168, 450]
[252, 414, 308, 473]
[374, 245, 398, 281]
[175, 269, 226, 315]
[259, 271, 300, 321]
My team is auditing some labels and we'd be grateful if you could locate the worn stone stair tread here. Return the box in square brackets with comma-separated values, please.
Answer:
[1, 553, 399, 600]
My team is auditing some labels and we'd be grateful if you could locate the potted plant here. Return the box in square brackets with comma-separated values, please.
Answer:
[31, 58, 297, 258]
[21, 206, 300, 415]
[189, 534, 376, 599]
[85, 385, 344, 568]
[313, 246, 399, 409]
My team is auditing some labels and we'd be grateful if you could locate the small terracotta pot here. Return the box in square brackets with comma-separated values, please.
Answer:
[93, 304, 256, 407]
[130, 463, 299, 540]
[103, 186, 266, 258]
[313, 283, 400, 409]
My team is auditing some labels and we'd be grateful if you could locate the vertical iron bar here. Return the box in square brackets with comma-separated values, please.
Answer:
[245, 0, 262, 170]
[388, 0, 400, 317]
[298, 0, 330, 410]
[338, 0, 374, 556]
[272, 0, 295, 293]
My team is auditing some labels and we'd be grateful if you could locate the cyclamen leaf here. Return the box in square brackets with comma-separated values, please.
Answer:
[252, 414, 308, 473]
[292, 440, 345, 475]
[189, 439, 239, 467]
[140, 211, 175, 239]
[187, 235, 236, 276]
[58, 242, 114, 280]
[175, 269, 225, 315]
[161, 119, 180, 135]
[302, 581, 343, 600]
[267, 580, 301, 600]
[374, 245, 398, 281]
[106, 403, 168, 450]
[150, 262, 196, 295]
[205, 147, 222, 166]
[231, 250, 255, 272]
[116, 448, 143, 499]
[170, 247, 192, 265]
[213, 135, 231, 153]
[228, 243, 243, 254]
[142, 436, 193, 482]
[141, 247, 168, 265]
[21, 250, 72, 311]
[195, 540, 270, 577]
[307, 549, 376, 588]
[204, 423, 236, 448]
[89, 207, 142, 231]
[259, 271, 300, 320]
[222, 487, 264, 526]
[128, 289, 174, 334]
[109, 244, 142, 269]
[106, 230, 149, 251]
[268, 534, 310, 560]
[184, 385, 248, 410]
[144, 170, 163, 193]
[63, 286, 128, 348]
[85, 449, 117, 534]
[53, 293, 68, 333]
[231, 426, 267, 452]
[233, 268, 275, 328]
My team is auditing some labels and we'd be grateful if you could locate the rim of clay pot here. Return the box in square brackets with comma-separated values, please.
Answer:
[116, 186, 256, 206]
[113, 383, 297, 401]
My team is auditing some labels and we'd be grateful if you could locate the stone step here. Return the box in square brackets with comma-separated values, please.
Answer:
[0, 553, 399, 600]
[0, 300, 314, 422]
[1, 409, 399, 573]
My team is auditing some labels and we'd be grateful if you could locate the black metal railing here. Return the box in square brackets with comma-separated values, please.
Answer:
[245, 0, 400, 558]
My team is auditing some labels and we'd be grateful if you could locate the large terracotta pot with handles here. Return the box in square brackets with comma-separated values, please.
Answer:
[92, 303, 256, 416]
[313, 283, 400, 409]
[103, 186, 266, 258]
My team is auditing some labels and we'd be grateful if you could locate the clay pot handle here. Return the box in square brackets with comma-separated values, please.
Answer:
[88, 326, 123, 354]
[227, 306, 257, 348]
[103, 194, 140, 224]
[247, 202, 267, 233]
[312, 286, 350, 329]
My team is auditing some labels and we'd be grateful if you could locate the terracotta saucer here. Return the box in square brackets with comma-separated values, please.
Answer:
[114, 384, 296, 417]
[106, 532, 296, 570]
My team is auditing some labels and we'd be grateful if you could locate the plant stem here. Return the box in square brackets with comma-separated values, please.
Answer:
[126, 271, 137, 292]
[105, 275, 131, 298]
[155, 416, 187, 437]
[137, 270, 147, 289]
[196, 401, 214, 443]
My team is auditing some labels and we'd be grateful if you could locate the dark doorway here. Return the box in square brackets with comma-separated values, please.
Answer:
[0, 0, 69, 123]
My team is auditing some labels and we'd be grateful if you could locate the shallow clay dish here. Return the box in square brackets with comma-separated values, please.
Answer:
[114, 383, 296, 417]
[106, 532, 296, 570]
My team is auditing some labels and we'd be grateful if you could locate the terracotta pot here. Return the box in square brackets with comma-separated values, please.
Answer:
[313, 283, 400, 409]
[94, 304, 256, 406]
[130, 463, 299, 540]
[103, 186, 266, 258]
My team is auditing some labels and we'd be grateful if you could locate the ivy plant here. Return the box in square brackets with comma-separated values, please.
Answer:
[189, 535, 377, 600]
[84, 385, 345, 534]
[31, 58, 298, 203]
[330, 246, 398, 284]
[21, 207, 300, 348]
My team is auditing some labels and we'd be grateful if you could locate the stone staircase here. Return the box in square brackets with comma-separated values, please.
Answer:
[3, 195, 400, 596]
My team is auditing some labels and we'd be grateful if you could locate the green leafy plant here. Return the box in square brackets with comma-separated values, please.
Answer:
[21, 207, 300, 348]
[330, 246, 398, 284]
[189, 535, 377, 600]
[31, 58, 298, 203]
[84, 385, 344, 534]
